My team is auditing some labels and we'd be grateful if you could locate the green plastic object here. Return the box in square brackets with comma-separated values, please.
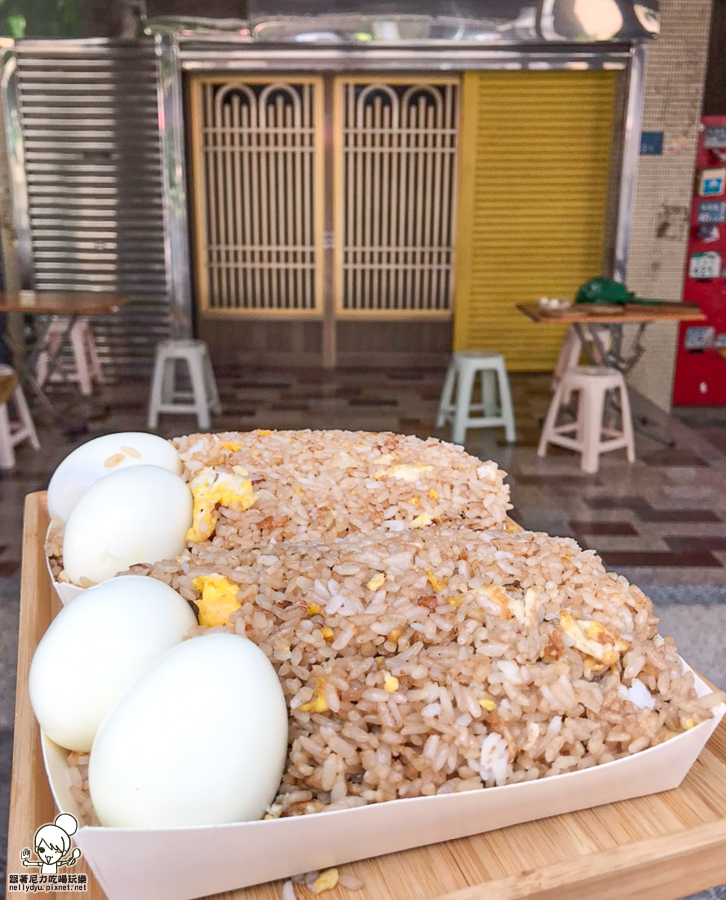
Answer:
[575, 277, 661, 306]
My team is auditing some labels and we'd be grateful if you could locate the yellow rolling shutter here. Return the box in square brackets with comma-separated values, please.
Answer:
[453, 71, 618, 370]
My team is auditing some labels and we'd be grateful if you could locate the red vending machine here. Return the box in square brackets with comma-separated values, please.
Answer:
[673, 115, 726, 406]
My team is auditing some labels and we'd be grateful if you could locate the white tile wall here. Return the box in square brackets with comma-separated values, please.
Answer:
[625, 0, 713, 410]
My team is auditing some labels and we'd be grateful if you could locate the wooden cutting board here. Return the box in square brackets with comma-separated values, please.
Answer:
[8, 492, 726, 900]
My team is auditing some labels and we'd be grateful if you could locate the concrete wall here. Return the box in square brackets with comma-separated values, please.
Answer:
[625, 0, 713, 410]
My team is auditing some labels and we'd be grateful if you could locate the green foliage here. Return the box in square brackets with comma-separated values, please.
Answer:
[0, 0, 84, 39]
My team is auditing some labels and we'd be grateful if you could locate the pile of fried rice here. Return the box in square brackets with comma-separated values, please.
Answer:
[57, 430, 721, 821]
[47, 430, 511, 581]
[175, 429, 512, 549]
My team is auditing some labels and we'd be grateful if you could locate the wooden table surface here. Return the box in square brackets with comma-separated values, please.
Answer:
[0, 291, 128, 315]
[517, 302, 707, 325]
[8, 493, 726, 900]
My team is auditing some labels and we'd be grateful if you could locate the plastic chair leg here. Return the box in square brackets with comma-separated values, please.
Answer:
[0, 405, 15, 469]
[36, 325, 62, 388]
[70, 321, 93, 396]
[203, 350, 222, 415]
[496, 363, 517, 444]
[436, 363, 456, 429]
[452, 367, 475, 445]
[84, 322, 104, 384]
[538, 381, 566, 458]
[35, 348, 48, 388]
[188, 356, 211, 431]
[618, 382, 636, 464]
[13, 385, 40, 450]
[162, 357, 175, 405]
[552, 328, 581, 393]
[580, 386, 606, 475]
[481, 370, 498, 418]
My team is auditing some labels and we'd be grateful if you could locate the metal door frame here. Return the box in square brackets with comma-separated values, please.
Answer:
[175, 42, 644, 367]
[2, 37, 645, 368]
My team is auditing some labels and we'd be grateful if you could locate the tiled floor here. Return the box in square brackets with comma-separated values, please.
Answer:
[1, 367, 726, 899]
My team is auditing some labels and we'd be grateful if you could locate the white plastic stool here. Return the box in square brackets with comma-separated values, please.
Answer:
[552, 325, 612, 392]
[36, 316, 103, 396]
[147, 339, 221, 430]
[538, 365, 635, 474]
[436, 351, 517, 445]
[0, 365, 40, 469]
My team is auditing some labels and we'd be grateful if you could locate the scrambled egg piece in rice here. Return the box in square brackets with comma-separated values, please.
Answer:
[187, 466, 257, 543]
[559, 610, 630, 666]
[373, 464, 434, 482]
[299, 678, 329, 714]
[411, 513, 432, 528]
[191, 574, 242, 627]
[312, 870, 339, 894]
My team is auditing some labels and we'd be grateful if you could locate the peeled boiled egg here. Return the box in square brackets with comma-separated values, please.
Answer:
[63, 465, 193, 586]
[48, 432, 182, 523]
[89, 633, 289, 828]
[29, 576, 196, 752]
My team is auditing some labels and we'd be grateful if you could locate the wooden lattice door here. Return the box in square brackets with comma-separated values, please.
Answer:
[188, 74, 461, 365]
[334, 77, 460, 318]
[189, 76, 324, 317]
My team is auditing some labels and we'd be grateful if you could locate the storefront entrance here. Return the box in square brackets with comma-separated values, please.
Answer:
[188, 74, 459, 366]
[188, 69, 618, 369]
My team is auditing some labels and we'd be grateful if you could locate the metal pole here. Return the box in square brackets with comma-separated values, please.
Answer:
[613, 42, 647, 284]
[156, 33, 194, 339]
[322, 74, 337, 368]
[0, 48, 32, 363]
[1, 49, 32, 291]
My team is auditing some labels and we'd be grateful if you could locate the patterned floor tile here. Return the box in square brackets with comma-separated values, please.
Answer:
[599, 550, 725, 568]
[570, 521, 639, 536]
[585, 498, 722, 523]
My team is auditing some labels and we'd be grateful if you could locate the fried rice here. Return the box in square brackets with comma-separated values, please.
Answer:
[126, 524, 720, 816]
[174, 429, 511, 550]
[47, 430, 511, 582]
[53, 430, 721, 824]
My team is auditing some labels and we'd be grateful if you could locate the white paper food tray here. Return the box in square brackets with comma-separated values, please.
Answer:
[46, 555, 85, 604]
[41, 665, 724, 900]
[44, 524, 89, 604]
